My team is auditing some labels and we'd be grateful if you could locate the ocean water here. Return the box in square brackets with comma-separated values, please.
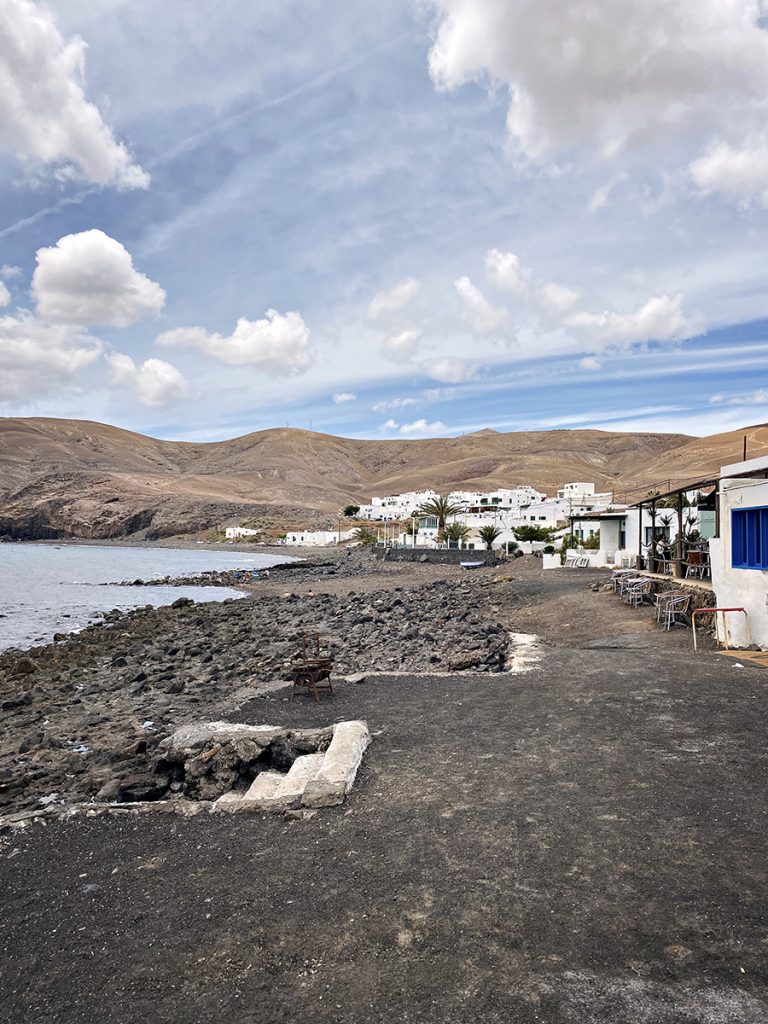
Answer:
[0, 543, 294, 652]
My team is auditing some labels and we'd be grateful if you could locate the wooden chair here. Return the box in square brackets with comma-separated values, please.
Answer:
[290, 633, 334, 702]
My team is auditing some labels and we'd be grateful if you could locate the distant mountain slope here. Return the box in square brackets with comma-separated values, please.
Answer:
[0, 416, 765, 539]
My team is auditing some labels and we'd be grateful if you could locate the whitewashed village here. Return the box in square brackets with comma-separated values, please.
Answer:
[225, 448, 768, 651]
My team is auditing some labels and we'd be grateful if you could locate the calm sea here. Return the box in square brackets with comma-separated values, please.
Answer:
[0, 543, 293, 652]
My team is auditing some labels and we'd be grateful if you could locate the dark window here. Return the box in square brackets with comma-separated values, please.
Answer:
[732, 507, 768, 569]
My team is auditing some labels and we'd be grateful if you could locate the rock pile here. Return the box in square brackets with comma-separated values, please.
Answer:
[0, 573, 511, 817]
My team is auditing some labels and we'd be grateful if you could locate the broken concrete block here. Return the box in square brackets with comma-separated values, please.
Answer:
[302, 720, 371, 808]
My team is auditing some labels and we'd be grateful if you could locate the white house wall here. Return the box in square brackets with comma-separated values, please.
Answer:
[711, 476, 768, 648]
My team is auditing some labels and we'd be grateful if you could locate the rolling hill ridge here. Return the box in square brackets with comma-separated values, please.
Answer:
[1, 417, 766, 540]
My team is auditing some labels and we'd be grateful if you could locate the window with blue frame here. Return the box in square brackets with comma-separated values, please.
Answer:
[732, 507, 768, 569]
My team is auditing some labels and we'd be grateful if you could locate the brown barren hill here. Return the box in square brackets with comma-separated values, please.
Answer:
[0, 416, 765, 540]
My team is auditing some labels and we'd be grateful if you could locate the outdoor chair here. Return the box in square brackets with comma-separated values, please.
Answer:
[618, 573, 643, 596]
[624, 578, 652, 607]
[686, 550, 710, 579]
[611, 568, 634, 592]
[660, 593, 691, 630]
[654, 590, 686, 623]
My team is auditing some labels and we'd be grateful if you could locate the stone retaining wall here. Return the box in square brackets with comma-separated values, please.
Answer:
[376, 548, 501, 566]
[651, 577, 717, 613]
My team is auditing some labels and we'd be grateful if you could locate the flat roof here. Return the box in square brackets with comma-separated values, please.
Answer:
[567, 512, 629, 522]
[628, 477, 719, 508]
[721, 453, 768, 476]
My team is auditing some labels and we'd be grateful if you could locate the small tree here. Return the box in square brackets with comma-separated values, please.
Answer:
[354, 525, 377, 545]
[582, 530, 600, 550]
[343, 504, 360, 518]
[440, 522, 471, 547]
[478, 524, 503, 550]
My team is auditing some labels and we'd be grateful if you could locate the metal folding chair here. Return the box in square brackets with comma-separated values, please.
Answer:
[662, 593, 691, 629]
[625, 579, 652, 607]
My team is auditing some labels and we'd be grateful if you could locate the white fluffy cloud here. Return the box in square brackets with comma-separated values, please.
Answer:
[485, 249, 528, 295]
[565, 293, 703, 346]
[107, 352, 189, 408]
[32, 230, 165, 327]
[454, 275, 505, 331]
[485, 249, 578, 315]
[157, 310, 311, 376]
[0, 281, 10, 307]
[332, 392, 356, 403]
[381, 328, 420, 363]
[0, 0, 149, 188]
[538, 282, 579, 313]
[0, 311, 102, 400]
[399, 418, 447, 436]
[421, 357, 476, 383]
[427, 0, 768, 199]
[368, 277, 420, 318]
[690, 135, 768, 206]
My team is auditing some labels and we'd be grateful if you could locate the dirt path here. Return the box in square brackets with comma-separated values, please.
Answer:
[1, 557, 765, 1024]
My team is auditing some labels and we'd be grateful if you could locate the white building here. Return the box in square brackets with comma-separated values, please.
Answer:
[557, 482, 614, 507]
[448, 486, 546, 511]
[357, 491, 438, 520]
[225, 527, 260, 540]
[710, 453, 768, 648]
[283, 529, 357, 547]
[542, 505, 683, 569]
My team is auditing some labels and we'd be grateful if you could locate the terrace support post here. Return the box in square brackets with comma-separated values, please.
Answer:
[650, 500, 658, 571]
[675, 492, 685, 578]
[636, 502, 644, 569]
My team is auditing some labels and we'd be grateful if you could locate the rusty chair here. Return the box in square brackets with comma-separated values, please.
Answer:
[289, 633, 334, 703]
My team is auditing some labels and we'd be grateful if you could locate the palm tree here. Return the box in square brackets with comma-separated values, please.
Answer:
[417, 495, 465, 530]
[478, 524, 502, 551]
[440, 522, 471, 548]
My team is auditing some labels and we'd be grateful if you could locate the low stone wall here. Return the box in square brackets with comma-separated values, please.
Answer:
[376, 548, 501, 566]
[652, 577, 717, 613]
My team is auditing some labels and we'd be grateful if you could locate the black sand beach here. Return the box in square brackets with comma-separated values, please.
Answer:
[1, 551, 766, 1023]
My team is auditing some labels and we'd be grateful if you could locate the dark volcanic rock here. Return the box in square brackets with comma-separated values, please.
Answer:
[116, 773, 170, 802]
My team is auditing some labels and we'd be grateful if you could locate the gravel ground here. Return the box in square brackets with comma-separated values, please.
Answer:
[1, 554, 766, 1023]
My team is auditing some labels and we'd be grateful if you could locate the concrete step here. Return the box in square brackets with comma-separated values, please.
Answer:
[268, 753, 325, 809]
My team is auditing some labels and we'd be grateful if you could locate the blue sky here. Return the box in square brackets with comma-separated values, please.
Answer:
[1, 0, 768, 440]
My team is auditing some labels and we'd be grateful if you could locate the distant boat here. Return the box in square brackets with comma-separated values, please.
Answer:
[460, 560, 484, 570]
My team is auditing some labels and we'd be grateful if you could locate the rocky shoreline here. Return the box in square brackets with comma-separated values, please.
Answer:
[0, 552, 515, 821]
